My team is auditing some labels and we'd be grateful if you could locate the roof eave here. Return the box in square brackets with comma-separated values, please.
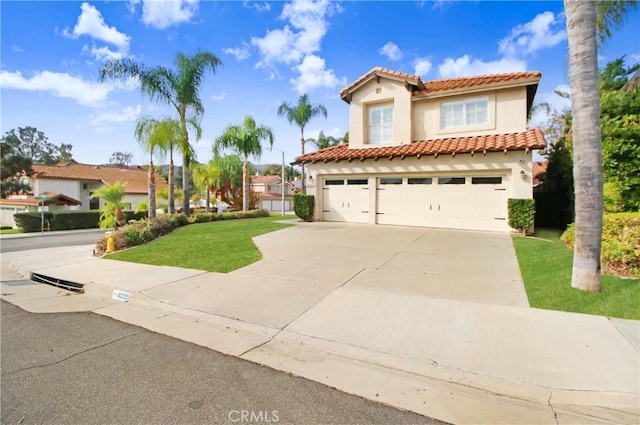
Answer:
[412, 77, 542, 100]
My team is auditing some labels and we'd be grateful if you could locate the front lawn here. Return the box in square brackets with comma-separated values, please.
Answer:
[105, 216, 293, 272]
[0, 228, 21, 235]
[513, 231, 640, 320]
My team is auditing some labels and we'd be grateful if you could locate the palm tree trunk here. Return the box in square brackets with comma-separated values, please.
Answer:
[182, 160, 190, 215]
[242, 154, 249, 211]
[149, 157, 156, 219]
[205, 186, 210, 213]
[565, 0, 603, 292]
[168, 151, 175, 214]
[300, 127, 306, 192]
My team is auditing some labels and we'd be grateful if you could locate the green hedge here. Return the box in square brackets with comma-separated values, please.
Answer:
[508, 198, 536, 234]
[14, 210, 148, 232]
[293, 193, 314, 222]
[561, 212, 640, 277]
[14, 212, 54, 233]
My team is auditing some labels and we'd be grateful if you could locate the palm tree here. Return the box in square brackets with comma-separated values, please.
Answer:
[192, 160, 219, 213]
[134, 117, 186, 214]
[277, 94, 327, 191]
[214, 116, 274, 211]
[91, 181, 128, 229]
[134, 116, 167, 219]
[305, 130, 341, 150]
[99, 49, 221, 215]
[213, 154, 244, 204]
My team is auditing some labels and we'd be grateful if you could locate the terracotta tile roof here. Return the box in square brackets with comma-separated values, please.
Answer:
[251, 175, 281, 184]
[340, 67, 422, 99]
[532, 160, 548, 185]
[340, 67, 541, 102]
[29, 162, 168, 194]
[0, 192, 82, 207]
[414, 71, 542, 97]
[294, 128, 546, 164]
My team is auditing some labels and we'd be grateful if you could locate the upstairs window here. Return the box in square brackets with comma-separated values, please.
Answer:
[369, 104, 393, 144]
[440, 97, 488, 129]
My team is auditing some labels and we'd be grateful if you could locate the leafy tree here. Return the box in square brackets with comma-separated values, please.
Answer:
[91, 181, 127, 229]
[214, 154, 243, 204]
[214, 116, 274, 211]
[191, 160, 219, 212]
[596, 0, 639, 43]
[100, 49, 221, 215]
[109, 151, 134, 167]
[0, 137, 32, 198]
[284, 165, 301, 182]
[1, 126, 74, 165]
[277, 94, 327, 191]
[263, 164, 283, 176]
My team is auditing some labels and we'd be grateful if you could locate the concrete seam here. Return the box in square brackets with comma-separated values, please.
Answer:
[2, 331, 140, 376]
[607, 318, 640, 353]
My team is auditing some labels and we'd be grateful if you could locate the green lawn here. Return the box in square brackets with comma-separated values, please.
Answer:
[513, 230, 640, 320]
[105, 216, 294, 272]
[0, 228, 21, 235]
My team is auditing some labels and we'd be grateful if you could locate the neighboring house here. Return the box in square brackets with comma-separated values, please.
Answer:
[532, 160, 549, 190]
[0, 162, 167, 227]
[250, 175, 293, 212]
[294, 67, 546, 232]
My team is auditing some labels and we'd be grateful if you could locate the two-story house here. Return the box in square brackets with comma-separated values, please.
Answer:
[250, 175, 294, 212]
[294, 67, 546, 232]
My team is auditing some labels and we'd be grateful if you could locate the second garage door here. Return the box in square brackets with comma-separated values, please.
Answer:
[376, 175, 508, 232]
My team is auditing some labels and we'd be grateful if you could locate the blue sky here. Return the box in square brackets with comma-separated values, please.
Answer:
[1, 0, 638, 167]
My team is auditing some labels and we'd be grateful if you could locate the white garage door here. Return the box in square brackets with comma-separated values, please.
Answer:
[376, 175, 508, 232]
[322, 178, 369, 223]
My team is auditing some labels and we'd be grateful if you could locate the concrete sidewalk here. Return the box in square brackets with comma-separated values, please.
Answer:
[1, 222, 638, 424]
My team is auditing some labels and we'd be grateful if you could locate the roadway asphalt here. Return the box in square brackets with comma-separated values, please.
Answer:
[1, 300, 444, 425]
[0, 229, 105, 253]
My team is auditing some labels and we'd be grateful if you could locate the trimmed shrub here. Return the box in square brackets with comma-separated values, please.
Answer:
[50, 211, 100, 230]
[561, 212, 640, 277]
[124, 211, 148, 222]
[293, 193, 314, 222]
[190, 212, 215, 224]
[508, 198, 536, 234]
[14, 212, 54, 233]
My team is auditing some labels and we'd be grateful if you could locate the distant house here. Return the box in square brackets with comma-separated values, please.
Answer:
[532, 160, 549, 189]
[250, 175, 293, 212]
[0, 162, 167, 227]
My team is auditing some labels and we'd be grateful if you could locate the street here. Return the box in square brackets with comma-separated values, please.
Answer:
[0, 229, 104, 253]
[1, 301, 444, 425]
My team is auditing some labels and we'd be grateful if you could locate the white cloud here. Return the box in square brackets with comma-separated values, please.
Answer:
[0, 70, 113, 107]
[211, 92, 226, 101]
[529, 84, 572, 127]
[413, 58, 432, 77]
[140, 0, 199, 29]
[65, 2, 130, 50]
[630, 53, 640, 63]
[90, 104, 142, 127]
[251, 0, 339, 68]
[291, 55, 346, 94]
[223, 43, 251, 61]
[63, 2, 131, 62]
[438, 55, 527, 78]
[379, 42, 403, 61]
[11, 45, 25, 53]
[498, 11, 566, 58]
[243, 1, 271, 12]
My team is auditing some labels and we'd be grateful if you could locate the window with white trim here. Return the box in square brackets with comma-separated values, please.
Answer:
[440, 97, 488, 129]
[368, 104, 393, 144]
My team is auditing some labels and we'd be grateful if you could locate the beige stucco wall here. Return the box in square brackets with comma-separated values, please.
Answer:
[31, 179, 84, 210]
[412, 86, 528, 141]
[305, 150, 534, 228]
[348, 78, 412, 148]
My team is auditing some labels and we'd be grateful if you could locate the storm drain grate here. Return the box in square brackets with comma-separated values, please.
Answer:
[31, 273, 85, 293]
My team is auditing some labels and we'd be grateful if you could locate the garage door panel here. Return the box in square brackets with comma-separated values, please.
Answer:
[323, 179, 369, 223]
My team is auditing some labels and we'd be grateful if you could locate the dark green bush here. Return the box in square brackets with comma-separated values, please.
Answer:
[125, 211, 148, 222]
[561, 212, 640, 277]
[508, 198, 536, 234]
[190, 212, 214, 224]
[14, 212, 54, 232]
[50, 211, 100, 230]
[293, 193, 314, 222]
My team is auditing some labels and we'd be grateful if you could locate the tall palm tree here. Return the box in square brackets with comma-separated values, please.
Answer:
[91, 181, 128, 229]
[214, 116, 274, 211]
[191, 160, 219, 213]
[565, 0, 602, 292]
[134, 116, 167, 219]
[277, 94, 327, 191]
[99, 49, 221, 215]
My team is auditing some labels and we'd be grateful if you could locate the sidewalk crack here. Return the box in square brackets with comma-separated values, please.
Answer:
[1, 332, 140, 376]
[547, 389, 559, 425]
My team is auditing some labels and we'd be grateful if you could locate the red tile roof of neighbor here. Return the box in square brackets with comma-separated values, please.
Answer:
[340, 67, 541, 101]
[532, 160, 549, 185]
[29, 162, 168, 194]
[251, 175, 281, 184]
[294, 128, 546, 164]
[0, 192, 82, 207]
